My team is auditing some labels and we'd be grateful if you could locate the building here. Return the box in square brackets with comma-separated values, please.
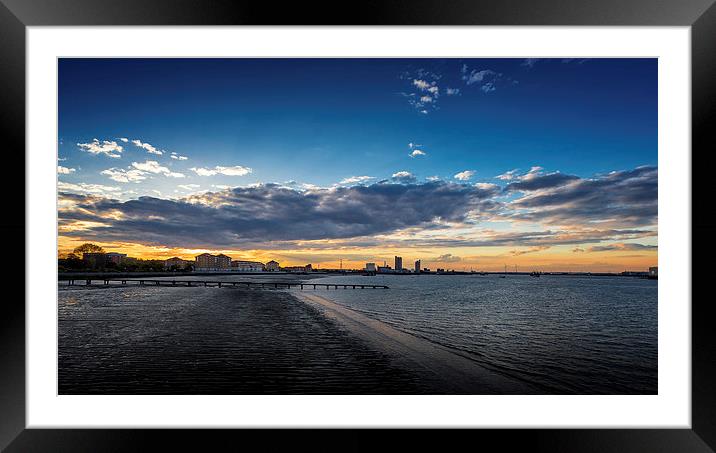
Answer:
[283, 264, 313, 273]
[265, 260, 280, 272]
[164, 257, 192, 270]
[195, 253, 215, 270]
[414, 260, 421, 273]
[231, 260, 265, 272]
[195, 253, 232, 271]
[365, 263, 376, 272]
[215, 254, 232, 269]
[394, 256, 403, 271]
[105, 252, 127, 264]
[377, 265, 392, 273]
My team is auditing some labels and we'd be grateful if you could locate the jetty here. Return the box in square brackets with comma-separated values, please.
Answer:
[61, 278, 389, 290]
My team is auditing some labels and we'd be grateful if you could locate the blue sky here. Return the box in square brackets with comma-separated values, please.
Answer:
[59, 58, 656, 192]
[57, 58, 658, 270]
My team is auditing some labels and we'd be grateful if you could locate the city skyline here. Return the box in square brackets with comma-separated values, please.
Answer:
[57, 58, 657, 272]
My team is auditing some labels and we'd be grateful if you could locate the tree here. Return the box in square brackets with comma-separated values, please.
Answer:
[73, 243, 104, 256]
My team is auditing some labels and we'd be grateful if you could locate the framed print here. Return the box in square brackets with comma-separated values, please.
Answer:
[2, 0, 714, 451]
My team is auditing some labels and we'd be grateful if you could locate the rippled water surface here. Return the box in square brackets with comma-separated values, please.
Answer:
[310, 274, 657, 394]
[58, 283, 428, 394]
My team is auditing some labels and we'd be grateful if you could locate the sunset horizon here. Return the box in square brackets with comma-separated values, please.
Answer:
[58, 58, 657, 273]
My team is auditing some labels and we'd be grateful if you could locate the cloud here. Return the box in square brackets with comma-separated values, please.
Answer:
[340, 176, 375, 185]
[178, 184, 201, 191]
[461, 66, 496, 85]
[403, 72, 442, 113]
[58, 181, 502, 248]
[572, 247, 585, 253]
[420, 95, 433, 103]
[57, 166, 76, 174]
[409, 150, 426, 158]
[522, 58, 541, 68]
[426, 176, 440, 181]
[496, 169, 519, 181]
[508, 166, 658, 227]
[391, 171, 417, 183]
[119, 137, 129, 143]
[132, 160, 185, 178]
[508, 246, 549, 256]
[101, 167, 148, 183]
[504, 172, 579, 192]
[481, 83, 496, 93]
[131, 139, 163, 155]
[190, 165, 252, 177]
[446, 87, 460, 96]
[408, 142, 422, 149]
[77, 139, 123, 158]
[454, 170, 475, 181]
[58, 181, 121, 195]
[170, 152, 188, 161]
[433, 254, 461, 263]
[474, 182, 498, 190]
[588, 243, 658, 252]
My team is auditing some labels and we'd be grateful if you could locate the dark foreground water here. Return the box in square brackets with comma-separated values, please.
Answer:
[58, 285, 427, 394]
[311, 274, 658, 394]
[58, 273, 657, 395]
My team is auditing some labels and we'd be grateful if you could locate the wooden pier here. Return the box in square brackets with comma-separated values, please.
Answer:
[61, 279, 389, 290]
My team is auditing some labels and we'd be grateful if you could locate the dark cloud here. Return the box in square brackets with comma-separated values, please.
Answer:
[508, 246, 550, 256]
[588, 243, 658, 252]
[504, 172, 579, 192]
[433, 254, 461, 263]
[509, 166, 657, 227]
[59, 181, 500, 248]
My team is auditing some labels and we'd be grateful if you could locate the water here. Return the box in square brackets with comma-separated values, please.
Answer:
[309, 274, 657, 394]
[58, 283, 429, 394]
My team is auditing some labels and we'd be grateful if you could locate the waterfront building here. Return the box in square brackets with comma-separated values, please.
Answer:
[365, 263, 376, 272]
[414, 260, 421, 273]
[265, 260, 280, 272]
[164, 257, 192, 270]
[394, 256, 403, 271]
[195, 253, 216, 269]
[195, 253, 232, 271]
[283, 264, 313, 273]
[215, 254, 232, 269]
[377, 265, 393, 273]
[231, 260, 265, 272]
[105, 252, 127, 264]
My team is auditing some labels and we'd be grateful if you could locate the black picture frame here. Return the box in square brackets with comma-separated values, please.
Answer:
[2, 0, 712, 451]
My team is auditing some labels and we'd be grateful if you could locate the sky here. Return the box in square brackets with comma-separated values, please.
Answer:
[57, 58, 657, 271]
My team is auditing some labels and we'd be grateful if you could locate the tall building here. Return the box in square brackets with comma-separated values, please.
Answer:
[394, 256, 403, 271]
[231, 260, 265, 272]
[215, 254, 232, 269]
[365, 263, 376, 272]
[195, 253, 232, 271]
[414, 260, 421, 273]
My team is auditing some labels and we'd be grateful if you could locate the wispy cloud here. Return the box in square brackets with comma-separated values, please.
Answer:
[77, 139, 123, 158]
[433, 253, 461, 263]
[100, 167, 148, 183]
[170, 152, 188, 161]
[588, 243, 657, 252]
[57, 166, 76, 175]
[131, 139, 163, 155]
[496, 169, 520, 181]
[446, 87, 460, 96]
[340, 176, 375, 185]
[190, 165, 252, 177]
[522, 58, 541, 68]
[410, 149, 426, 158]
[132, 160, 185, 178]
[454, 170, 475, 181]
[58, 181, 121, 195]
